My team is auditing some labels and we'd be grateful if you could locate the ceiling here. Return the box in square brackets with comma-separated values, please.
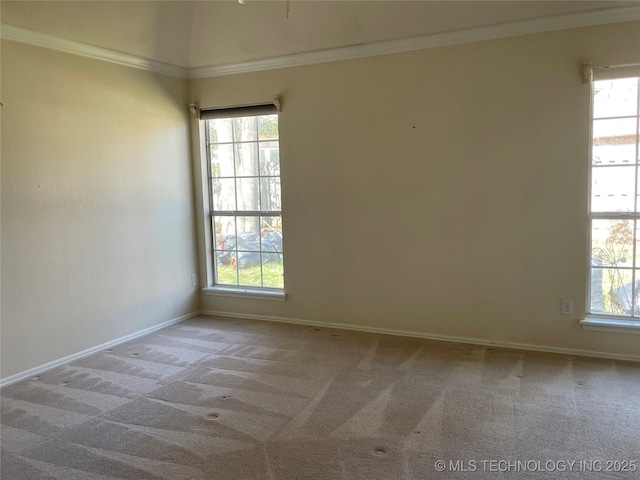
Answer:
[1, 1, 637, 69]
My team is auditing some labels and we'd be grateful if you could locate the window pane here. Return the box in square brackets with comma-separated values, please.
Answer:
[588, 75, 639, 319]
[214, 216, 234, 237]
[234, 143, 259, 177]
[213, 217, 236, 271]
[215, 249, 231, 269]
[235, 216, 260, 242]
[209, 118, 233, 144]
[236, 178, 260, 210]
[259, 142, 280, 176]
[636, 222, 640, 269]
[590, 268, 633, 316]
[258, 115, 279, 140]
[591, 166, 635, 212]
[262, 261, 284, 288]
[593, 78, 638, 119]
[217, 261, 238, 285]
[234, 116, 258, 142]
[213, 216, 238, 287]
[261, 215, 284, 286]
[238, 259, 263, 286]
[260, 177, 281, 211]
[261, 217, 283, 253]
[637, 168, 640, 212]
[591, 219, 633, 268]
[211, 144, 235, 177]
[212, 178, 236, 211]
[208, 113, 283, 291]
[592, 118, 636, 166]
[635, 270, 640, 316]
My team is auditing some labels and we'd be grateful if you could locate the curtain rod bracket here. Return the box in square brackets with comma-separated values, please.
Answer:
[582, 62, 593, 84]
[189, 103, 200, 119]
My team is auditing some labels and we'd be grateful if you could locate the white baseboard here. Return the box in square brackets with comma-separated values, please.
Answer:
[3, 308, 636, 387]
[0, 311, 200, 387]
[199, 310, 640, 363]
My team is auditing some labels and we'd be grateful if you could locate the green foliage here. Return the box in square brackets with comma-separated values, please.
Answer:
[217, 263, 284, 288]
[258, 115, 278, 139]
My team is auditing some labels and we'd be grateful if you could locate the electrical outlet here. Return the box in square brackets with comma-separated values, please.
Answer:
[561, 299, 573, 315]
[191, 274, 198, 287]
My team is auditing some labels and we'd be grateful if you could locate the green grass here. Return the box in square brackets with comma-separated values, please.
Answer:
[216, 262, 284, 288]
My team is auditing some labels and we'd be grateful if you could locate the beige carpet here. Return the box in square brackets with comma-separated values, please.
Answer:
[1, 314, 638, 479]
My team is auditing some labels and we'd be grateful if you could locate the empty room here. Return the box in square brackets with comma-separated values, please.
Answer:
[1, 1, 639, 479]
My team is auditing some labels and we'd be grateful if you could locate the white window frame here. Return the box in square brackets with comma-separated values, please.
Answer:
[580, 64, 640, 334]
[194, 102, 286, 301]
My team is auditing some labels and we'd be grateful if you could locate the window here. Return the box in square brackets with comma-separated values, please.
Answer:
[588, 66, 640, 323]
[203, 106, 284, 295]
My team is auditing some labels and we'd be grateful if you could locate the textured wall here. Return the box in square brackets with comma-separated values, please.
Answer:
[190, 22, 640, 357]
[1, 41, 198, 378]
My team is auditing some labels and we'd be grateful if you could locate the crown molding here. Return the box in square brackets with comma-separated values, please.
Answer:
[3, 6, 639, 81]
[188, 6, 640, 79]
[0, 23, 188, 79]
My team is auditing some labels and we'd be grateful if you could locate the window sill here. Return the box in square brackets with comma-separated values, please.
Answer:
[579, 316, 640, 335]
[202, 286, 286, 302]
